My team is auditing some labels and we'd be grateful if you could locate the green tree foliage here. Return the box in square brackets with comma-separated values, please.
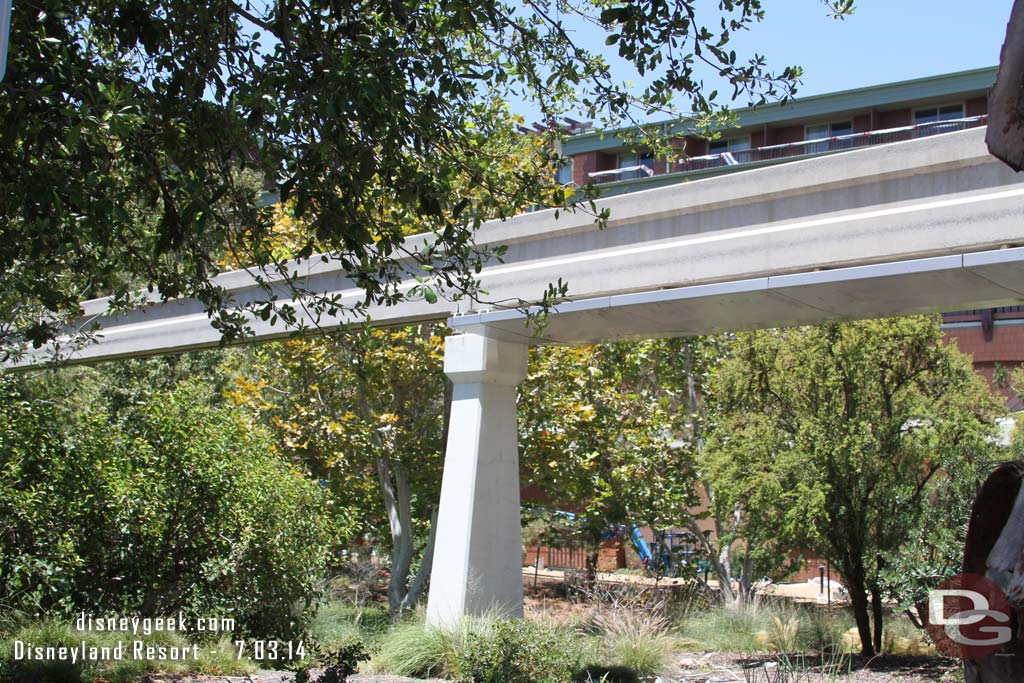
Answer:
[226, 325, 448, 619]
[519, 336, 796, 604]
[707, 316, 1001, 657]
[1010, 367, 1024, 452]
[518, 337, 795, 601]
[633, 336, 790, 604]
[519, 343, 688, 574]
[0, 374, 336, 639]
[0, 0, 858, 359]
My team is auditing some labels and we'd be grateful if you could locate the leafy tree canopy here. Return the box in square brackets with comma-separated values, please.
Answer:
[1, 0, 850, 359]
[225, 324, 448, 619]
[708, 316, 1002, 657]
[518, 341, 697, 571]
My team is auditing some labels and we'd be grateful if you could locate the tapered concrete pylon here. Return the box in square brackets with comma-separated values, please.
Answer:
[426, 331, 529, 626]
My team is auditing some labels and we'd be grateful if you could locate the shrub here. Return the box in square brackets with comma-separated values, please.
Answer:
[373, 617, 598, 683]
[573, 666, 640, 683]
[0, 378, 336, 640]
[308, 601, 390, 651]
[296, 642, 369, 683]
[675, 601, 863, 655]
[765, 614, 801, 653]
[797, 607, 850, 653]
[678, 604, 767, 653]
[454, 619, 591, 683]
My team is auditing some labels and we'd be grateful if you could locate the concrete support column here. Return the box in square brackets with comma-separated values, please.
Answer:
[425, 331, 529, 626]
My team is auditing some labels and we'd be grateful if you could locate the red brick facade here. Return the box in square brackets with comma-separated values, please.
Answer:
[944, 310, 1024, 410]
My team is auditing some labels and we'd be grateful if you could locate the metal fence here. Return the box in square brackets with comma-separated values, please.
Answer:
[587, 164, 655, 184]
[673, 116, 987, 174]
[944, 305, 1024, 317]
[588, 116, 987, 183]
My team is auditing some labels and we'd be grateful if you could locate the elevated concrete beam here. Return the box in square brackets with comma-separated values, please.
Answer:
[17, 127, 1024, 364]
[452, 247, 1024, 344]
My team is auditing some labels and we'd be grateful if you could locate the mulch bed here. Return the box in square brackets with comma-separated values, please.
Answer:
[144, 654, 961, 683]
[665, 652, 960, 683]
[143, 673, 447, 683]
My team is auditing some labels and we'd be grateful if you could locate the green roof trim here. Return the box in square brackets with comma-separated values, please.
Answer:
[563, 66, 997, 156]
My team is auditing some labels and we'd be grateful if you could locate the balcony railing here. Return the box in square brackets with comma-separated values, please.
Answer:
[586, 116, 987, 184]
[674, 115, 987, 174]
[587, 164, 655, 183]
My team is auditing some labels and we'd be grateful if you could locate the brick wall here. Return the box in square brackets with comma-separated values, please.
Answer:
[853, 113, 872, 133]
[877, 107, 911, 128]
[966, 96, 988, 117]
[524, 537, 626, 570]
[944, 321, 1024, 410]
[572, 151, 616, 185]
[768, 125, 804, 145]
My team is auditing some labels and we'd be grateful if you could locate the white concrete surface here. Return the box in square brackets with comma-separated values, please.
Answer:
[16, 126, 1024, 363]
[425, 333, 528, 626]
[451, 246, 1024, 343]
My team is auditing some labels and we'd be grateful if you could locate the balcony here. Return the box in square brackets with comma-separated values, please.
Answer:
[588, 165, 655, 183]
[587, 115, 987, 184]
[676, 115, 988, 173]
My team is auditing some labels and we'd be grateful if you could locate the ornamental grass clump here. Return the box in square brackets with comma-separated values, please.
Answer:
[370, 614, 492, 679]
[590, 609, 674, 676]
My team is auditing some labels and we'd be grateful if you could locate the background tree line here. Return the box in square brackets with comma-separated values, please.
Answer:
[1, 312, 1007, 659]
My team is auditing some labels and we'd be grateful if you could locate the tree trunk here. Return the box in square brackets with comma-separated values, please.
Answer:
[585, 548, 600, 588]
[845, 566, 875, 657]
[377, 456, 410, 619]
[685, 517, 737, 606]
[377, 456, 432, 620]
[870, 586, 884, 656]
[716, 542, 739, 607]
[738, 554, 755, 603]
[399, 506, 439, 614]
[681, 344, 741, 608]
[350, 328, 449, 621]
[987, 0, 1024, 171]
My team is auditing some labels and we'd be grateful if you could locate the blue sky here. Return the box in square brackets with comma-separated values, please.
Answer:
[721, 1, 1009, 96]
[510, 1, 1013, 122]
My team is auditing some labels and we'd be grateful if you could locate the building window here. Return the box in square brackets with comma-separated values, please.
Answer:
[914, 104, 964, 124]
[556, 158, 573, 185]
[805, 121, 852, 140]
[708, 136, 751, 154]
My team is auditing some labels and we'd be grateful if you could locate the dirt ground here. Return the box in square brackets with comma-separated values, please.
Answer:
[665, 652, 960, 683]
[145, 675, 453, 682]
[146, 655, 962, 683]
[146, 576, 959, 683]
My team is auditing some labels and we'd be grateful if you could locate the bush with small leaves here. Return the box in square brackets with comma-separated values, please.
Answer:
[453, 619, 591, 683]
[0, 377, 337, 641]
[296, 642, 369, 683]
